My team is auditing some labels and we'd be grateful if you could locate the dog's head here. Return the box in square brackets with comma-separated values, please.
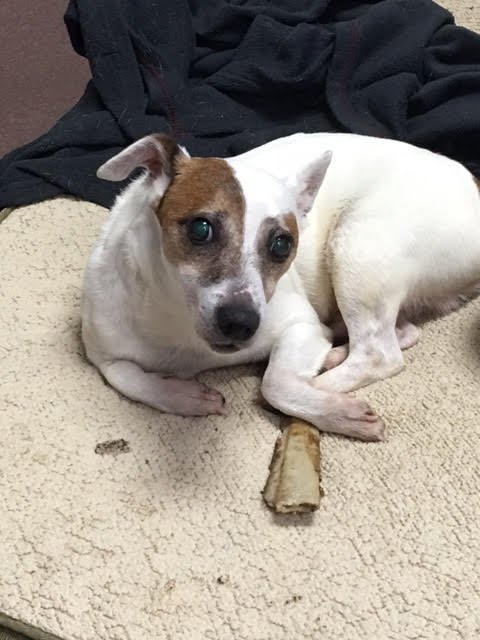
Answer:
[98, 134, 331, 352]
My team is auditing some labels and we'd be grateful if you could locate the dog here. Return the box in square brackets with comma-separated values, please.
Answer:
[81, 132, 480, 441]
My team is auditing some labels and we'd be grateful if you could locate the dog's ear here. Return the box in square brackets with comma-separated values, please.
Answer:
[97, 134, 189, 182]
[294, 150, 332, 217]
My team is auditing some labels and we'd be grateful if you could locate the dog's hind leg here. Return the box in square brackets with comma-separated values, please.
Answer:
[322, 319, 420, 372]
[311, 201, 417, 392]
[312, 226, 409, 392]
[313, 302, 404, 393]
[99, 360, 227, 416]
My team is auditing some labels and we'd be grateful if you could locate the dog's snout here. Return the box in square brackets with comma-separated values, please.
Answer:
[216, 302, 260, 341]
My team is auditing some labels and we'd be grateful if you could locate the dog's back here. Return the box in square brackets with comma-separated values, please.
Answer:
[248, 133, 480, 323]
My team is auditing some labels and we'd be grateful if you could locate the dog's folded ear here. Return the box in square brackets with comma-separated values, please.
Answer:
[294, 150, 332, 217]
[97, 134, 188, 182]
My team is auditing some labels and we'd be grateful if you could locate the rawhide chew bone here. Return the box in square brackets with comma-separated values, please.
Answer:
[263, 418, 323, 514]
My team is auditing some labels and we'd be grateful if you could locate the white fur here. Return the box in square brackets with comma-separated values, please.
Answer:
[82, 132, 480, 438]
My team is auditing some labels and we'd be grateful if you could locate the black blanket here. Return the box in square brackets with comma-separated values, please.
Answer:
[1, 0, 480, 209]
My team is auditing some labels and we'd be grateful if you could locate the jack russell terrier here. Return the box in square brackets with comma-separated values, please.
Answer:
[81, 132, 480, 441]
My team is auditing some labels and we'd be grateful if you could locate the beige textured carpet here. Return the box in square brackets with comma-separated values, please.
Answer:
[1, 4, 480, 640]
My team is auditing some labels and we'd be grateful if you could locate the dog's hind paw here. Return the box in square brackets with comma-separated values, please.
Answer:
[321, 345, 349, 371]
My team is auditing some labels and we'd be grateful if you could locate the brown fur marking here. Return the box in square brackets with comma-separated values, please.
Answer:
[256, 213, 298, 300]
[149, 133, 186, 179]
[157, 158, 245, 283]
[283, 212, 299, 249]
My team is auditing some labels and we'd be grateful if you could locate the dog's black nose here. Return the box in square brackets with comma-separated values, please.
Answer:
[216, 303, 260, 341]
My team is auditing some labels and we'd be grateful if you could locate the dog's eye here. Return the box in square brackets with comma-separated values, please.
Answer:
[270, 233, 292, 261]
[187, 218, 213, 244]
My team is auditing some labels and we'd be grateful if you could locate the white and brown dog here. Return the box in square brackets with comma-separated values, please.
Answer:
[81, 132, 480, 441]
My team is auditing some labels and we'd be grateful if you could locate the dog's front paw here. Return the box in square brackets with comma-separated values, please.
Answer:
[164, 379, 227, 416]
[338, 398, 385, 441]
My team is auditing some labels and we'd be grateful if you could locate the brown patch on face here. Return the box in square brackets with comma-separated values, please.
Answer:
[257, 213, 299, 300]
[156, 158, 245, 283]
[283, 212, 300, 249]
[473, 175, 480, 192]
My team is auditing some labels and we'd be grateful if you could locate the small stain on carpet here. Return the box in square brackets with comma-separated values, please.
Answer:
[285, 594, 303, 605]
[164, 579, 176, 593]
[95, 439, 131, 457]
